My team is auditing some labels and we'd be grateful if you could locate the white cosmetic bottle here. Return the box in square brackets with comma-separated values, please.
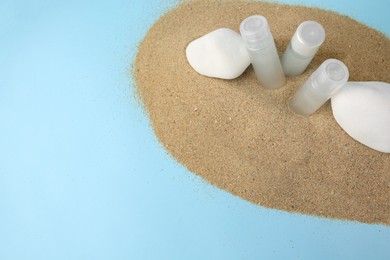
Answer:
[289, 59, 349, 116]
[282, 21, 325, 76]
[240, 15, 286, 89]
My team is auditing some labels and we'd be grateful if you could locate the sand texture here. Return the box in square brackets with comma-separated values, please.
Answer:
[134, 0, 390, 224]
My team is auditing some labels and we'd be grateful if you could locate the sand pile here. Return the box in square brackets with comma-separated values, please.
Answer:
[134, 0, 390, 224]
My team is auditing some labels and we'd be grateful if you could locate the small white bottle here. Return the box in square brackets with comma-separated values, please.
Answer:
[240, 15, 286, 90]
[281, 21, 325, 76]
[289, 59, 349, 116]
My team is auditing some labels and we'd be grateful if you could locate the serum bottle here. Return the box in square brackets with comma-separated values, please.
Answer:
[289, 59, 349, 116]
[281, 21, 325, 76]
[240, 15, 286, 89]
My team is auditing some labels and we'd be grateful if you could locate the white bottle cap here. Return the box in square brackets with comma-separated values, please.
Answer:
[240, 15, 271, 50]
[291, 21, 325, 57]
[313, 59, 349, 95]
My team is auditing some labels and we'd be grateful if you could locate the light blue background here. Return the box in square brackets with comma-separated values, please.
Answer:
[1, 0, 389, 259]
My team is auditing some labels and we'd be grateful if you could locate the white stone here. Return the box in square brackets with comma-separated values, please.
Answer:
[331, 81, 390, 153]
[186, 28, 251, 80]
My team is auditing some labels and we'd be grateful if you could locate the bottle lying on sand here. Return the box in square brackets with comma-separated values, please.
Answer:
[289, 59, 349, 116]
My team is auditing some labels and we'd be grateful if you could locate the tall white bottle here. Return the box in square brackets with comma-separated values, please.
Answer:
[240, 15, 286, 89]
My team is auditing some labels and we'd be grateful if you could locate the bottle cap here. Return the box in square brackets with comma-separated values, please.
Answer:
[313, 59, 349, 95]
[291, 21, 325, 57]
[240, 15, 271, 50]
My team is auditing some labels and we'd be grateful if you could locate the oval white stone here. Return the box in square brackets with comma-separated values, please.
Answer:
[186, 28, 251, 80]
[331, 81, 390, 153]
